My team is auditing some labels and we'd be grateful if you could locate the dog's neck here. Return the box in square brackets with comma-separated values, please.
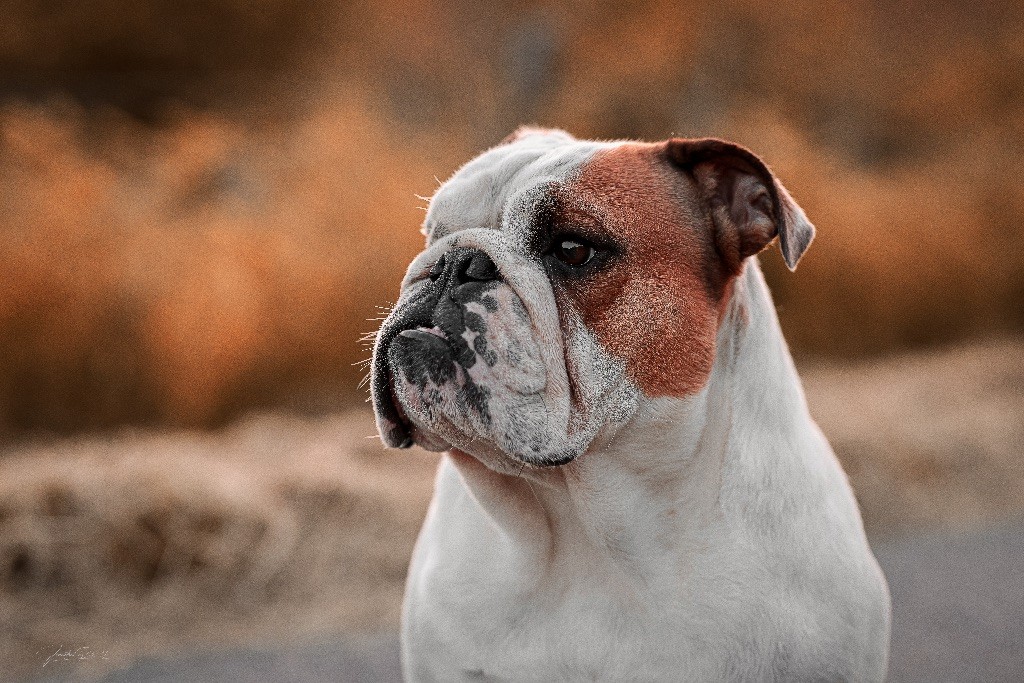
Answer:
[447, 259, 814, 576]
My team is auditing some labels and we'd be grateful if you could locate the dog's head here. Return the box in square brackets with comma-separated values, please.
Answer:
[370, 128, 813, 469]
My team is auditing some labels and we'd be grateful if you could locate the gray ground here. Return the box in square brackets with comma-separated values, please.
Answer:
[35, 520, 1024, 683]
[876, 521, 1024, 683]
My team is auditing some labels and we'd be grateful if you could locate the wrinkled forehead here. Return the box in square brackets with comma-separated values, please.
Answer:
[424, 133, 615, 243]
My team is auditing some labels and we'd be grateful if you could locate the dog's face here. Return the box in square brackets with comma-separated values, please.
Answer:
[371, 128, 813, 469]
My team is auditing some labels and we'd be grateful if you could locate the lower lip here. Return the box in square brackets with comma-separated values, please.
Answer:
[386, 370, 414, 444]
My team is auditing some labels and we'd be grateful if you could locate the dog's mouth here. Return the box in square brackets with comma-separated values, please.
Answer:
[386, 378, 450, 452]
[372, 314, 602, 470]
[370, 254, 576, 464]
[372, 318, 455, 449]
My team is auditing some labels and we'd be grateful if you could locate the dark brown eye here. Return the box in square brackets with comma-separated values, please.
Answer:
[552, 238, 595, 267]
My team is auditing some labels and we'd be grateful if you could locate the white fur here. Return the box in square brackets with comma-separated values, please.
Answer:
[402, 263, 890, 681]
[385, 133, 891, 681]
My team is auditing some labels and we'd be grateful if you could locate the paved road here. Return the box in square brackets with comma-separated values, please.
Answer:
[875, 521, 1024, 683]
[40, 520, 1024, 682]
[94, 636, 403, 683]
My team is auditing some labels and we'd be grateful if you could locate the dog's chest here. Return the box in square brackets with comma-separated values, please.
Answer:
[407, 554, 692, 680]
[402, 506, 751, 681]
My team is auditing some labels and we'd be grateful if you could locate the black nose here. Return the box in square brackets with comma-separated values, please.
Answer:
[429, 249, 500, 285]
[458, 250, 499, 283]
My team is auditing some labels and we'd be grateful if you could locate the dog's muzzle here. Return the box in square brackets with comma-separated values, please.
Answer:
[371, 247, 502, 448]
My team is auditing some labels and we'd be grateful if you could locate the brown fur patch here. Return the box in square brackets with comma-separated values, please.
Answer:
[555, 143, 731, 397]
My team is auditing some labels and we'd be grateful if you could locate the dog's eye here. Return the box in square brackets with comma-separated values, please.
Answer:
[551, 238, 595, 267]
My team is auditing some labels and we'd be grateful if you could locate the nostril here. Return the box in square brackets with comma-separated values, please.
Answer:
[459, 251, 499, 283]
[429, 255, 446, 281]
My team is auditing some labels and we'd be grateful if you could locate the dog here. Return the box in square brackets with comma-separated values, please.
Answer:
[370, 127, 891, 681]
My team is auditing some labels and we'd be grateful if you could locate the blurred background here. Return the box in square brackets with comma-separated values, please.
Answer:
[0, 0, 1022, 680]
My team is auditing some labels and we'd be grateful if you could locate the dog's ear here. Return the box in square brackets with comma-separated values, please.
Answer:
[501, 126, 575, 145]
[666, 138, 814, 272]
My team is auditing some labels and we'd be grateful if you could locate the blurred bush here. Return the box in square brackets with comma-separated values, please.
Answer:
[0, 97, 436, 434]
[0, 0, 352, 116]
[0, 0, 1022, 436]
[0, 412, 437, 677]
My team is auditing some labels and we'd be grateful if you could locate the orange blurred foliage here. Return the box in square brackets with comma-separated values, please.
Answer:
[0, 96, 437, 433]
[0, 0, 1022, 435]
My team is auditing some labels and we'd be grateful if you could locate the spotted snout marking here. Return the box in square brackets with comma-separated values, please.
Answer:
[388, 246, 552, 438]
[389, 250, 505, 424]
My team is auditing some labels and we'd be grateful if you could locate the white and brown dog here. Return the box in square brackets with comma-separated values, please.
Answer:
[370, 128, 891, 681]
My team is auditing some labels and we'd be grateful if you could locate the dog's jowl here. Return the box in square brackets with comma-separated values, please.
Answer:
[370, 128, 892, 682]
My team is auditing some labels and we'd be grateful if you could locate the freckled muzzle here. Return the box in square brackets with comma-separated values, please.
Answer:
[371, 227, 609, 468]
[370, 247, 504, 449]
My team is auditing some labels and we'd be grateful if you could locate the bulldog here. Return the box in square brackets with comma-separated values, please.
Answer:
[370, 128, 891, 681]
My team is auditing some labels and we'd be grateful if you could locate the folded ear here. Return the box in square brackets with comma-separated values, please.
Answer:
[666, 138, 815, 272]
[501, 126, 575, 145]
